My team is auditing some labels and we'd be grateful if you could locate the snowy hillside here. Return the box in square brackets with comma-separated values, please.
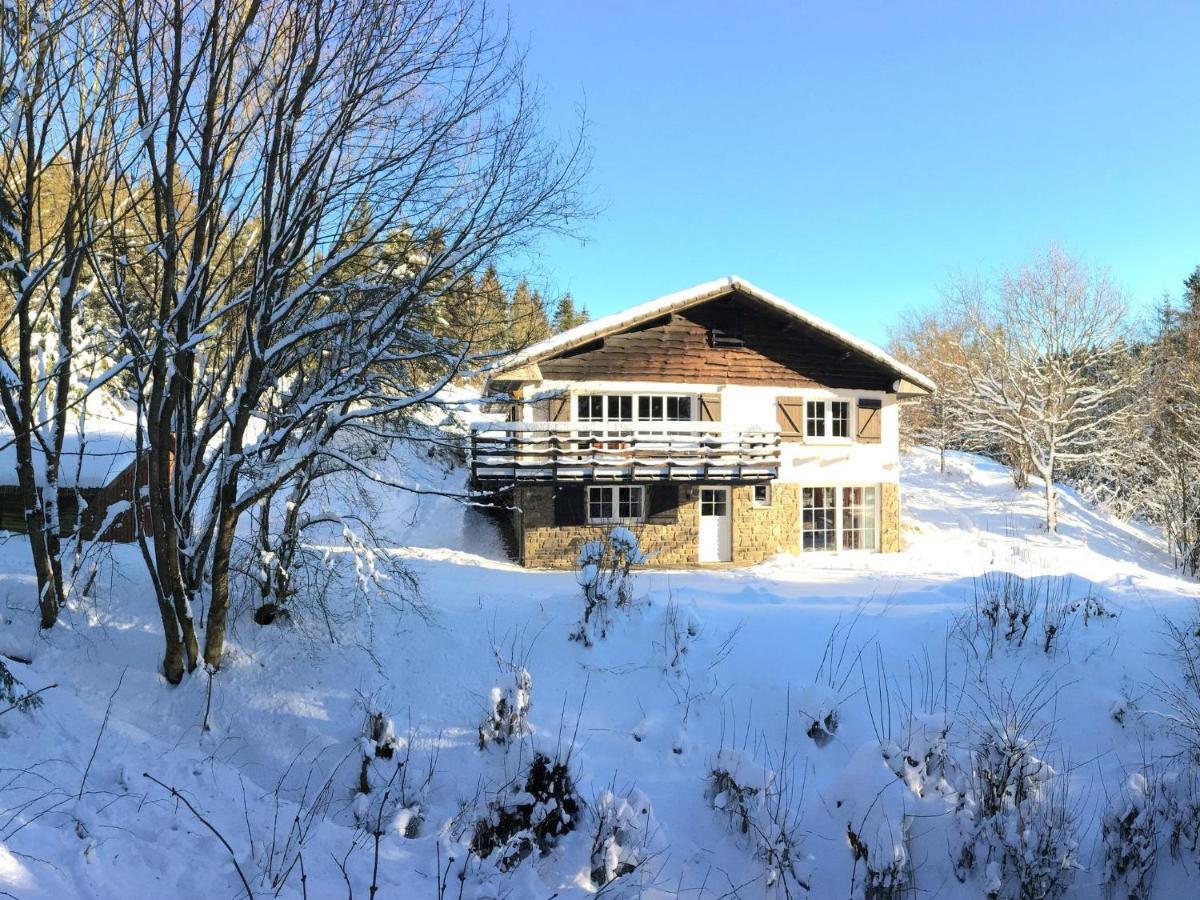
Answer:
[3, 441, 1200, 899]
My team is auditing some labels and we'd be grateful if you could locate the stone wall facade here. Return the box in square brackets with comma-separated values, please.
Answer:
[516, 482, 701, 569]
[513, 480, 901, 569]
[879, 481, 901, 553]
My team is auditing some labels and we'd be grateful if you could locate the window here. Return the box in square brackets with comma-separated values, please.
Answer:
[700, 488, 728, 517]
[841, 487, 877, 550]
[607, 395, 633, 422]
[587, 486, 644, 524]
[752, 483, 772, 507]
[831, 402, 850, 438]
[806, 401, 826, 437]
[638, 396, 663, 421]
[667, 396, 692, 421]
[801, 487, 836, 550]
[803, 399, 855, 440]
[802, 486, 877, 551]
[579, 394, 694, 424]
[578, 395, 603, 422]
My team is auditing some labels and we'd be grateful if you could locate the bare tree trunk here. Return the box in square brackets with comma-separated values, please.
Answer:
[1044, 478, 1057, 533]
[204, 479, 240, 668]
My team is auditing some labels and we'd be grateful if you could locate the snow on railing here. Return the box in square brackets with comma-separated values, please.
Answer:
[469, 421, 781, 481]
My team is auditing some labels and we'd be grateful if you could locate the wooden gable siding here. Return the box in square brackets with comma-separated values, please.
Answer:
[536, 290, 895, 390]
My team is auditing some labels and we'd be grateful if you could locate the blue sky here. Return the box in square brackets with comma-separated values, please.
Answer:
[508, 0, 1200, 343]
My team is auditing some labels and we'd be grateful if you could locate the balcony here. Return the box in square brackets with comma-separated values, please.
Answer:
[470, 422, 781, 482]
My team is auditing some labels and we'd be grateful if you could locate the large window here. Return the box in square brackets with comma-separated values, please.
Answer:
[577, 393, 694, 425]
[801, 487, 837, 550]
[637, 395, 692, 422]
[587, 485, 644, 524]
[802, 486, 878, 551]
[840, 487, 877, 550]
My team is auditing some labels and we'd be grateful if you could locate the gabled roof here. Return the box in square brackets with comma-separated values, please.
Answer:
[489, 276, 936, 393]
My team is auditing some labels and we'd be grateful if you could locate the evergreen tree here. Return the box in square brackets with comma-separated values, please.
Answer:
[508, 279, 552, 349]
[553, 293, 589, 332]
[1185, 265, 1200, 319]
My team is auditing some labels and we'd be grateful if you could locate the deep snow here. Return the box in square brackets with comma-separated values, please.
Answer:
[1, 443, 1199, 899]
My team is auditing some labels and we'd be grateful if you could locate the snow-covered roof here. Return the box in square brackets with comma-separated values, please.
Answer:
[0, 428, 137, 489]
[488, 276, 936, 393]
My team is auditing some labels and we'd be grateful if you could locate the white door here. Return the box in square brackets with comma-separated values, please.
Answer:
[699, 487, 732, 563]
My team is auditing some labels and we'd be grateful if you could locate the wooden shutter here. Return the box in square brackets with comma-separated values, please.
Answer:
[646, 483, 679, 524]
[549, 394, 570, 422]
[699, 393, 721, 422]
[776, 397, 804, 441]
[857, 398, 882, 443]
[553, 484, 586, 526]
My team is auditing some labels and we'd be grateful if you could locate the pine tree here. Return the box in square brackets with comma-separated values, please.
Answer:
[508, 279, 551, 349]
[553, 293, 588, 332]
[1185, 265, 1200, 320]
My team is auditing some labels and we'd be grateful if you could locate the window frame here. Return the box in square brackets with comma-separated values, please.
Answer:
[804, 398, 855, 443]
[574, 393, 697, 425]
[752, 483, 772, 508]
[805, 400, 826, 438]
[586, 485, 646, 525]
[801, 485, 879, 552]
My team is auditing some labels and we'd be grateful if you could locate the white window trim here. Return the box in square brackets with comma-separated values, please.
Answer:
[800, 484, 880, 553]
[573, 392, 697, 425]
[804, 399, 855, 445]
[751, 482, 772, 508]
[586, 485, 646, 525]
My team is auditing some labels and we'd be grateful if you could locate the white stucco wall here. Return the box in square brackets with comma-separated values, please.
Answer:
[523, 379, 901, 487]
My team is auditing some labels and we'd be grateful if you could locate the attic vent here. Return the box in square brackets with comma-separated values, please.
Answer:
[707, 326, 744, 349]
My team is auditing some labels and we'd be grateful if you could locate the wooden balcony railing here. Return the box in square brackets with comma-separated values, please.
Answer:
[470, 422, 781, 482]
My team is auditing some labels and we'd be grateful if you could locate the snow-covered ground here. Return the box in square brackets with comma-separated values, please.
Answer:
[2, 443, 1199, 898]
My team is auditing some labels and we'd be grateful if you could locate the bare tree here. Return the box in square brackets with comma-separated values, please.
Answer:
[0, 0, 129, 628]
[1139, 295, 1200, 574]
[84, 0, 585, 681]
[887, 297, 970, 472]
[950, 247, 1142, 532]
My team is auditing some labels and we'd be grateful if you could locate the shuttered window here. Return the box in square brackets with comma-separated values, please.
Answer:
[857, 398, 882, 443]
[776, 397, 803, 441]
[587, 486, 645, 524]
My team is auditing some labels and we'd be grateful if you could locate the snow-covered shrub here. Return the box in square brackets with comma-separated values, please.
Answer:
[570, 527, 647, 647]
[835, 741, 915, 900]
[798, 684, 840, 747]
[1154, 609, 1200, 762]
[589, 787, 656, 887]
[707, 746, 812, 895]
[357, 703, 402, 797]
[1160, 766, 1200, 864]
[707, 749, 767, 835]
[1101, 771, 1159, 900]
[478, 665, 532, 750]
[658, 599, 701, 675]
[955, 684, 1078, 899]
[882, 714, 956, 799]
[972, 570, 1035, 653]
[961, 573, 1099, 661]
[801, 613, 866, 747]
[470, 751, 583, 871]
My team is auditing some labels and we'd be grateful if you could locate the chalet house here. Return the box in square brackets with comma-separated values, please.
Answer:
[0, 431, 155, 543]
[471, 276, 934, 568]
